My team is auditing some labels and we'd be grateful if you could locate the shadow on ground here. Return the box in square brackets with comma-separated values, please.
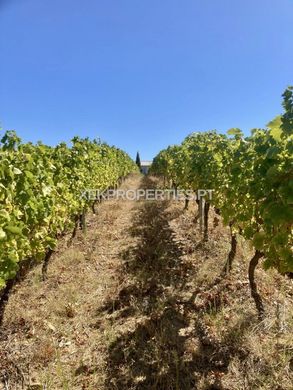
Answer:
[99, 177, 248, 390]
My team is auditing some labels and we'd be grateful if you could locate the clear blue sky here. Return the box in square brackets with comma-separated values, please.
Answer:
[0, 0, 292, 160]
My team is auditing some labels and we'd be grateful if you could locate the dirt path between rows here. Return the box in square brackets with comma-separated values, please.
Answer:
[1, 174, 292, 390]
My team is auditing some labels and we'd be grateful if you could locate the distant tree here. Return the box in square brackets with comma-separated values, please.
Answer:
[135, 151, 141, 170]
[281, 86, 293, 137]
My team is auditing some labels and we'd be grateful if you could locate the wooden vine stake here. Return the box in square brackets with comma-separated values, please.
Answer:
[199, 197, 204, 235]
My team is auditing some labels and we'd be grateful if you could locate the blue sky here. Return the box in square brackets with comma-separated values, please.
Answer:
[0, 0, 292, 160]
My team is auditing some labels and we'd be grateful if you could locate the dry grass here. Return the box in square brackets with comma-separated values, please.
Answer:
[0, 174, 141, 389]
[0, 174, 292, 389]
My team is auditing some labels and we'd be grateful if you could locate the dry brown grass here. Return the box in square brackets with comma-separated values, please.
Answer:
[0, 174, 292, 389]
[0, 174, 141, 389]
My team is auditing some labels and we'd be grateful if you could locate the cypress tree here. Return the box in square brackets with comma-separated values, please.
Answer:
[135, 151, 141, 170]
